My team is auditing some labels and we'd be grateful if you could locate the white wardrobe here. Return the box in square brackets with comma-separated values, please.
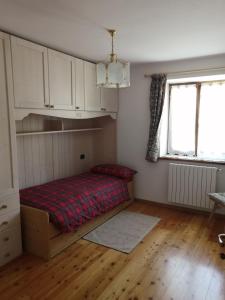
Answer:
[0, 30, 119, 267]
[0, 32, 22, 267]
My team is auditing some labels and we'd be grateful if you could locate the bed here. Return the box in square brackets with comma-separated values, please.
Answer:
[20, 170, 134, 260]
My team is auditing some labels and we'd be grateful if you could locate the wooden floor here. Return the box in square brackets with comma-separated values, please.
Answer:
[0, 201, 225, 300]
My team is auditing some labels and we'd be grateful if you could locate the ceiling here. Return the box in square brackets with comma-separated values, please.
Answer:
[0, 0, 225, 63]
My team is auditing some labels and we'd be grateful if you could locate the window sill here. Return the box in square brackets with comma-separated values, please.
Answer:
[159, 155, 225, 165]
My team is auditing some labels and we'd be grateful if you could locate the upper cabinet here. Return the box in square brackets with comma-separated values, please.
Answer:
[75, 58, 85, 111]
[84, 62, 101, 112]
[10, 35, 118, 115]
[100, 88, 118, 113]
[11, 36, 49, 109]
[84, 62, 118, 113]
[48, 49, 75, 110]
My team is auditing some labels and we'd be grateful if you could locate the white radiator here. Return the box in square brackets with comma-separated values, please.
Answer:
[168, 163, 217, 209]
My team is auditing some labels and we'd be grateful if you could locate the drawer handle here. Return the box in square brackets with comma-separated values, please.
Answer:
[45, 104, 50, 108]
[76, 106, 80, 109]
[50, 105, 54, 108]
[0, 204, 7, 210]
[3, 237, 9, 242]
[101, 108, 106, 111]
[0, 221, 8, 227]
[4, 252, 10, 258]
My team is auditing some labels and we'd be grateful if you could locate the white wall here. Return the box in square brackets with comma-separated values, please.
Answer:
[117, 54, 225, 204]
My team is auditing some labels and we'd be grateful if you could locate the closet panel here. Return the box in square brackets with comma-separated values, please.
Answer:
[16, 116, 97, 188]
[75, 58, 85, 111]
[84, 62, 101, 111]
[16, 116, 116, 192]
[0, 32, 19, 194]
[0, 32, 22, 267]
[16, 116, 54, 189]
[0, 37, 13, 191]
[48, 49, 75, 110]
[17, 135, 54, 189]
[100, 88, 118, 112]
[52, 133, 94, 180]
[11, 36, 49, 109]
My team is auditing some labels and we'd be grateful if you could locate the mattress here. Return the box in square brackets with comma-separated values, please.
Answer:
[20, 172, 129, 232]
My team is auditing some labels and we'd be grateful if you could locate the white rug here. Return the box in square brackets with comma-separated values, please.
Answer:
[83, 211, 160, 253]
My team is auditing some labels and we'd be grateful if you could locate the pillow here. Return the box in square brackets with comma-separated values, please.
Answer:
[91, 164, 137, 180]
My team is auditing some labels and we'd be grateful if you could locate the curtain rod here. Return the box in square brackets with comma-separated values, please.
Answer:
[144, 66, 225, 78]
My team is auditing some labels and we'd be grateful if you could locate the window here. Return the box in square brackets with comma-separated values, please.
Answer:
[166, 80, 225, 161]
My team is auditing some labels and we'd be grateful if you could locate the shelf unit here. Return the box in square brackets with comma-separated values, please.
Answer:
[16, 127, 103, 137]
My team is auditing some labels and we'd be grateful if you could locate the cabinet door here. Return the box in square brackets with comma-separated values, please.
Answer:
[0, 32, 18, 193]
[100, 88, 118, 112]
[84, 62, 101, 111]
[48, 49, 75, 110]
[75, 58, 85, 111]
[11, 36, 49, 109]
[0, 34, 15, 192]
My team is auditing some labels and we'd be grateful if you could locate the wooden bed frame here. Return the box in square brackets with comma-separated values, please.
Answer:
[20, 181, 134, 260]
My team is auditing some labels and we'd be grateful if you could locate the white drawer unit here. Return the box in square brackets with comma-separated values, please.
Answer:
[0, 197, 20, 217]
[0, 206, 22, 267]
[0, 226, 21, 249]
[0, 210, 20, 233]
[0, 228, 22, 267]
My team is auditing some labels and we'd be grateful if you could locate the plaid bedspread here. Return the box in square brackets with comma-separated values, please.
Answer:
[20, 172, 129, 232]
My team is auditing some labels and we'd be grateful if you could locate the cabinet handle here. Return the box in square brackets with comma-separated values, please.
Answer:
[76, 106, 80, 109]
[0, 221, 8, 227]
[101, 108, 106, 111]
[3, 237, 9, 242]
[50, 105, 54, 108]
[45, 104, 49, 108]
[0, 204, 7, 210]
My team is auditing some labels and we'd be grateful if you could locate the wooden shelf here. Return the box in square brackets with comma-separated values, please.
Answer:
[16, 127, 103, 137]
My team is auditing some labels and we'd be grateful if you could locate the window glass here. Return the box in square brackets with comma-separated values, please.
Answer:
[168, 84, 196, 155]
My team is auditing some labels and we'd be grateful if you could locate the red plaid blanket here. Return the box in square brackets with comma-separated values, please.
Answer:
[20, 172, 129, 232]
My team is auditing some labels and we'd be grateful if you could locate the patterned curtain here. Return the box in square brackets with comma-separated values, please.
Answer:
[146, 73, 167, 162]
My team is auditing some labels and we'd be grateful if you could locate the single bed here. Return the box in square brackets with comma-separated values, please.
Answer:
[20, 171, 134, 260]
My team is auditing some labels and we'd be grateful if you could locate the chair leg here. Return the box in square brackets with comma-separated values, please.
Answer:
[218, 234, 225, 246]
[208, 202, 218, 224]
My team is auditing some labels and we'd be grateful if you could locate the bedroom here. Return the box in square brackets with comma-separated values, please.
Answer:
[0, 1, 225, 299]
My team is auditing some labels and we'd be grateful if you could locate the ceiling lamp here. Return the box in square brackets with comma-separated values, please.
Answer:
[97, 29, 130, 88]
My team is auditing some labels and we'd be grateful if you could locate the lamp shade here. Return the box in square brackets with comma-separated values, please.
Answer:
[97, 60, 130, 88]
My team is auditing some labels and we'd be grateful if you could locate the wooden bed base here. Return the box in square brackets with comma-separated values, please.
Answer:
[21, 181, 134, 260]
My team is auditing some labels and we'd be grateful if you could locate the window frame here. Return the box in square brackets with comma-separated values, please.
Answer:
[167, 79, 225, 159]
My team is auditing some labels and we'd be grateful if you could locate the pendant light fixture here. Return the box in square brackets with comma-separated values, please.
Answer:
[97, 29, 130, 88]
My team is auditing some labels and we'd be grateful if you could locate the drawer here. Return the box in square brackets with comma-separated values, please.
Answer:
[0, 242, 22, 267]
[0, 197, 19, 217]
[0, 227, 21, 250]
[0, 210, 20, 233]
[0, 227, 22, 267]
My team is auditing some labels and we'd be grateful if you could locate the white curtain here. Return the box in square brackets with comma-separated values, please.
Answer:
[168, 84, 196, 155]
[198, 81, 225, 160]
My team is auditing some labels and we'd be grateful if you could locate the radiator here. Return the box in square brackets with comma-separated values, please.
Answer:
[168, 163, 217, 209]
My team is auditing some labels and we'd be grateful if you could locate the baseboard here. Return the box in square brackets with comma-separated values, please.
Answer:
[135, 198, 225, 218]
